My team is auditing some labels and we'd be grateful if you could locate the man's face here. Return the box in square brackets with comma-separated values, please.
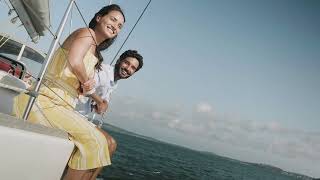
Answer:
[117, 57, 139, 79]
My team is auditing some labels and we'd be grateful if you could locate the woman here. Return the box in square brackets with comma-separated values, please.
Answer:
[13, 4, 125, 180]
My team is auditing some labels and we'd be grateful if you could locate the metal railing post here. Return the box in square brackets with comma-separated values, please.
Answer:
[22, 0, 75, 121]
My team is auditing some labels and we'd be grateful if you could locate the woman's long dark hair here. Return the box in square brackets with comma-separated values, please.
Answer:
[88, 4, 125, 70]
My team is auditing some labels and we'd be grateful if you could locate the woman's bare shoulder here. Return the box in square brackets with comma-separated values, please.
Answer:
[63, 28, 97, 49]
[73, 28, 97, 43]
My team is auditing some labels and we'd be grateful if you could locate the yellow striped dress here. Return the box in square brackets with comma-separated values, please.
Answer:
[12, 48, 111, 170]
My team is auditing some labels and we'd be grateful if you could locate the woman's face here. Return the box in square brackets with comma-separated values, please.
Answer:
[96, 10, 124, 40]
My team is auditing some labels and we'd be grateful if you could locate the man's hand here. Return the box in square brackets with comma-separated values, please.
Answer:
[95, 100, 108, 114]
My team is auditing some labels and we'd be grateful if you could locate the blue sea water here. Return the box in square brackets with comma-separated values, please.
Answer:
[98, 124, 313, 180]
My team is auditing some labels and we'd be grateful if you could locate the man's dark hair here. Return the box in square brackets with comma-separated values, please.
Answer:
[115, 50, 143, 72]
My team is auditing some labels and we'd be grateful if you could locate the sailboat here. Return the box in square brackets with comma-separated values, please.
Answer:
[0, 0, 151, 179]
[0, 1, 77, 179]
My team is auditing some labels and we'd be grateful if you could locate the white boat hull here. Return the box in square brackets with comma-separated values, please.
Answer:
[0, 113, 74, 180]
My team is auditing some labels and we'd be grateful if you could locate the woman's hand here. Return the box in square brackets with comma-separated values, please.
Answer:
[82, 78, 95, 95]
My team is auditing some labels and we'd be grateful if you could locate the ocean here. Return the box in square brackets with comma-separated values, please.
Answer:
[98, 124, 313, 180]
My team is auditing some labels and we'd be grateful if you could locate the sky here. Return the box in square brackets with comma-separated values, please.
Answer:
[0, 0, 319, 177]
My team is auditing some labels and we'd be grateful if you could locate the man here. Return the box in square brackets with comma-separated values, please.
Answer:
[77, 49, 143, 115]
[76, 49, 143, 162]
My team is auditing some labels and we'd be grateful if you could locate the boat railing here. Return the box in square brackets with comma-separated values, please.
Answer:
[0, 1, 103, 179]
[0, 0, 106, 125]
[1, 0, 153, 124]
[13, 0, 107, 125]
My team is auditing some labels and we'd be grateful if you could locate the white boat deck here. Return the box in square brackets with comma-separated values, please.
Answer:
[0, 113, 74, 180]
[0, 112, 68, 139]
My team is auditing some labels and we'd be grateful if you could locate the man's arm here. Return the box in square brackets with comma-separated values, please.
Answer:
[87, 63, 111, 114]
[90, 93, 108, 114]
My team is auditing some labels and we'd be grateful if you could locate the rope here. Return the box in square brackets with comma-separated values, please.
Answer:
[3, 0, 153, 126]
[16, 1, 98, 111]
[26, 73, 97, 121]
[73, 1, 98, 47]
[0, 0, 105, 125]
[41, 81, 103, 126]
[69, 5, 73, 35]
[20, 0, 97, 88]
[110, 0, 152, 65]
[0, 26, 22, 48]
[1, 0, 11, 9]
[0, 36, 11, 48]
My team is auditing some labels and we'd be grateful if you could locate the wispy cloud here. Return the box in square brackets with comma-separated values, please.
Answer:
[106, 95, 320, 177]
[196, 102, 213, 113]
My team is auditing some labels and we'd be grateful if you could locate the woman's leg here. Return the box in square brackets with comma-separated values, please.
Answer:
[63, 168, 92, 180]
[96, 128, 117, 156]
[89, 167, 102, 180]
[89, 128, 117, 180]
[31, 104, 111, 178]
[14, 93, 111, 178]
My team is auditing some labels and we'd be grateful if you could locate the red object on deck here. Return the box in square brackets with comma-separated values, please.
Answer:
[0, 56, 23, 78]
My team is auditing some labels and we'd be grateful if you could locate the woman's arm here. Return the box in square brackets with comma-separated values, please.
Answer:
[66, 28, 96, 84]
[66, 28, 108, 114]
